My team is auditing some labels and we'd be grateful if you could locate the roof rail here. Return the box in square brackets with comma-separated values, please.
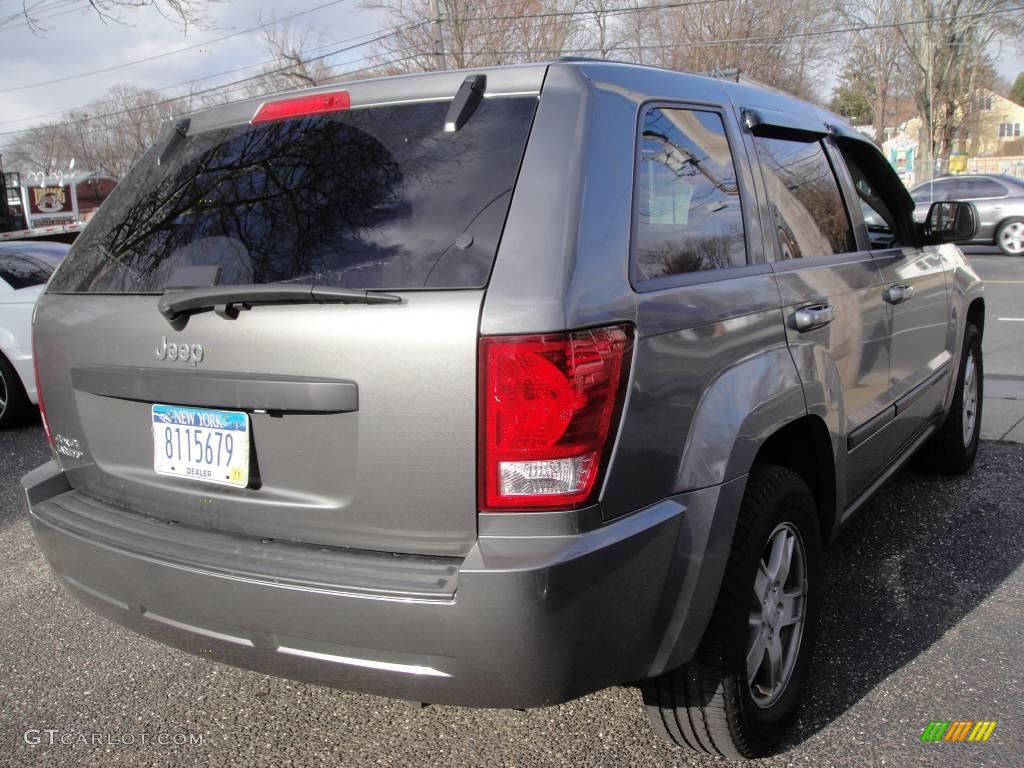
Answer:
[553, 56, 611, 64]
[704, 67, 742, 82]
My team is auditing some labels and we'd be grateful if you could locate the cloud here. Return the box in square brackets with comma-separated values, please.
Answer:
[0, 0, 388, 138]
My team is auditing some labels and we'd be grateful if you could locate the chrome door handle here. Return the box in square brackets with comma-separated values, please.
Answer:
[884, 284, 915, 304]
[793, 303, 835, 332]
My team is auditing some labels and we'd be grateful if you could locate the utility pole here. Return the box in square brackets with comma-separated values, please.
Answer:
[926, 28, 933, 182]
[428, 0, 446, 71]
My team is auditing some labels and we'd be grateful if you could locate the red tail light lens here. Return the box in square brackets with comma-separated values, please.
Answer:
[479, 324, 634, 511]
[250, 90, 351, 124]
[32, 337, 53, 450]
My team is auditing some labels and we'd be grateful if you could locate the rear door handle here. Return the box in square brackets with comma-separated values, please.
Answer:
[793, 303, 834, 332]
[884, 284, 915, 304]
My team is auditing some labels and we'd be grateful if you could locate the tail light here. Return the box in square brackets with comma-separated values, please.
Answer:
[479, 324, 633, 511]
[32, 337, 54, 450]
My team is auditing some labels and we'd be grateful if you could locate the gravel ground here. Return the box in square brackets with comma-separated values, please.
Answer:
[1, 419, 1021, 768]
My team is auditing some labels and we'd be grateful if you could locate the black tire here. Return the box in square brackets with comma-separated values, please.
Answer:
[641, 465, 823, 760]
[0, 352, 32, 429]
[995, 218, 1024, 257]
[920, 322, 983, 473]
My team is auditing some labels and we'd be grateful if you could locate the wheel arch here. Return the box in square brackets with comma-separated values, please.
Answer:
[750, 415, 837, 545]
[967, 296, 985, 338]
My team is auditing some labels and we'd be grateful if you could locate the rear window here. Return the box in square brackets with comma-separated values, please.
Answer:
[962, 178, 1007, 198]
[0, 253, 60, 288]
[49, 96, 537, 293]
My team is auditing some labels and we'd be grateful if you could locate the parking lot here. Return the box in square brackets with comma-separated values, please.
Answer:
[1, 253, 1022, 768]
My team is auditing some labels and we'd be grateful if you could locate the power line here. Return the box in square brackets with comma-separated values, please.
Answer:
[0, 25, 412, 128]
[0, 23, 428, 138]
[2, 4, 1018, 139]
[0, 50, 427, 148]
[0, 0, 353, 94]
[455, 0, 730, 23]
[0, 0, 88, 30]
[448, 5, 1024, 57]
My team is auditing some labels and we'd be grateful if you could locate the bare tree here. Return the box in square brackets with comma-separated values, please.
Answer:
[614, 0, 834, 100]
[0, 14, 346, 179]
[0, 124, 71, 178]
[362, 0, 835, 99]
[360, 0, 587, 73]
[18, 0, 227, 34]
[834, 0, 911, 144]
[895, 0, 1022, 180]
[2, 86, 178, 178]
[238, 17, 339, 97]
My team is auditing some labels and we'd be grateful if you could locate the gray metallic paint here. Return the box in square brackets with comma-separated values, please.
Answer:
[33, 290, 486, 556]
[23, 60, 985, 708]
[27, 458, 736, 707]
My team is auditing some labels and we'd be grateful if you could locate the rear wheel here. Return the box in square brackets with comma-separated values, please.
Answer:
[641, 465, 822, 759]
[920, 322, 983, 473]
[996, 218, 1024, 256]
[0, 353, 32, 429]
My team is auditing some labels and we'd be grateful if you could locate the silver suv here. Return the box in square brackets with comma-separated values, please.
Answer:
[23, 61, 985, 760]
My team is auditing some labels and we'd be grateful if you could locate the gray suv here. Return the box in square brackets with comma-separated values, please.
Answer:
[22, 61, 984, 760]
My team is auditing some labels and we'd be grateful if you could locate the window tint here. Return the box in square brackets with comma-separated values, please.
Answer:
[0, 254, 57, 288]
[837, 142, 914, 249]
[633, 107, 746, 281]
[929, 178, 963, 199]
[753, 136, 854, 259]
[50, 97, 537, 293]
[910, 183, 933, 203]
[964, 178, 1007, 198]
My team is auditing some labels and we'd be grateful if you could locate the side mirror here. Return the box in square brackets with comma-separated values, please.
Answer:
[923, 201, 977, 244]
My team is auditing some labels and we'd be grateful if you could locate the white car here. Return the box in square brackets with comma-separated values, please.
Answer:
[0, 241, 68, 428]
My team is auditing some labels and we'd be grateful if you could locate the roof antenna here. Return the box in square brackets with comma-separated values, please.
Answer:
[444, 75, 486, 132]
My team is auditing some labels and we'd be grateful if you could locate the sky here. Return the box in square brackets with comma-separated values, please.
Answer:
[0, 0, 1021, 145]
[0, 0, 388, 138]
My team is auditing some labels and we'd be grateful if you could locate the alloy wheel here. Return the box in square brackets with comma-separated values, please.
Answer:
[999, 222, 1024, 255]
[0, 370, 8, 420]
[747, 522, 807, 709]
[962, 349, 979, 447]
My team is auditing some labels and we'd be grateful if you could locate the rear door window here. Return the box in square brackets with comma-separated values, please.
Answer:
[50, 97, 538, 293]
[632, 106, 747, 282]
[753, 136, 855, 259]
[963, 178, 1007, 198]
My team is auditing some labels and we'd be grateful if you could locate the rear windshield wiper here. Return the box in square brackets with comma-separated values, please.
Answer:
[158, 283, 402, 325]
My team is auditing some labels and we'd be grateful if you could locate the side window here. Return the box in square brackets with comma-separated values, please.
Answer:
[753, 135, 855, 259]
[836, 141, 915, 249]
[965, 178, 1007, 198]
[930, 179, 963, 200]
[910, 183, 933, 203]
[633, 107, 746, 282]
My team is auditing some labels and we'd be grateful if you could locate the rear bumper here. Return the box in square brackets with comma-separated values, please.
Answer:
[24, 460, 744, 708]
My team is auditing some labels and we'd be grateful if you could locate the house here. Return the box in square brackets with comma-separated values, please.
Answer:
[958, 90, 1024, 156]
[880, 89, 1024, 186]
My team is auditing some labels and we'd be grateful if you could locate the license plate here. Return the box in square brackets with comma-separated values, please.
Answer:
[152, 405, 250, 488]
